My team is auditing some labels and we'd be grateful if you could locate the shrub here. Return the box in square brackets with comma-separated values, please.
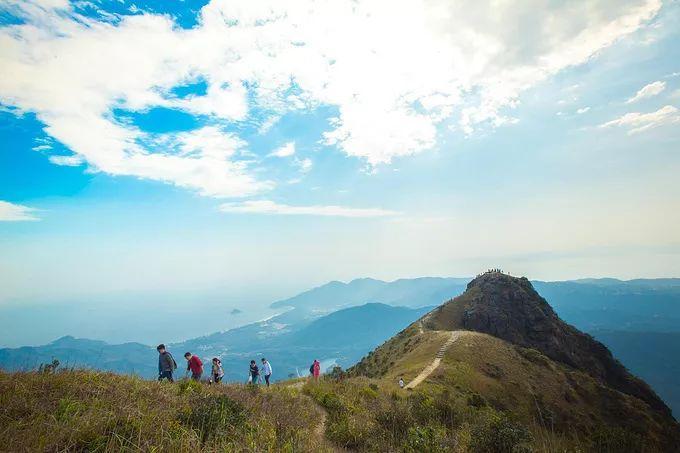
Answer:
[179, 395, 247, 443]
[589, 426, 645, 453]
[403, 426, 448, 452]
[470, 414, 533, 453]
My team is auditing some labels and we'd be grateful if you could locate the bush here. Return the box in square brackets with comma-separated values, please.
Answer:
[179, 395, 247, 443]
[470, 414, 533, 453]
[403, 426, 448, 452]
[589, 426, 645, 453]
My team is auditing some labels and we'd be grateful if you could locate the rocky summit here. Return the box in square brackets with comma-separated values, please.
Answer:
[425, 271, 672, 417]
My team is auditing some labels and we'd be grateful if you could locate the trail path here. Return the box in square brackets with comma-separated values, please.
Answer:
[404, 330, 465, 390]
[285, 379, 330, 447]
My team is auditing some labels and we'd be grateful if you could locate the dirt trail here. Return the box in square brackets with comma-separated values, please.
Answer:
[285, 379, 331, 447]
[404, 330, 465, 389]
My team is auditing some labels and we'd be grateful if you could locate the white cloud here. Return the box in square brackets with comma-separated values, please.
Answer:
[48, 155, 84, 166]
[598, 105, 680, 134]
[219, 200, 398, 217]
[0, 201, 39, 221]
[576, 107, 591, 114]
[626, 80, 666, 103]
[269, 142, 296, 158]
[0, 0, 663, 191]
[296, 157, 313, 173]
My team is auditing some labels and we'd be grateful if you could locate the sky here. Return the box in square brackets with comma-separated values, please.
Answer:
[1, 0, 679, 345]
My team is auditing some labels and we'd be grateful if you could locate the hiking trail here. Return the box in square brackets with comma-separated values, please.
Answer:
[404, 330, 465, 390]
[285, 379, 331, 448]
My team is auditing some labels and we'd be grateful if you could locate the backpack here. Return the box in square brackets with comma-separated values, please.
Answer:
[309, 364, 314, 374]
[169, 353, 178, 370]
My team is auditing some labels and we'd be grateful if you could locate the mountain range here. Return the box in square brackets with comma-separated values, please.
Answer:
[2, 273, 680, 452]
[1, 276, 679, 414]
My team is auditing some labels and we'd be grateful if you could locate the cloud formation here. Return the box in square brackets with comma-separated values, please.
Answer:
[599, 105, 680, 134]
[0, 201, 39, 221]
[269, 142, 296, 158]
[626, 81, 667, 103]
[219, 200, 398, 217]
[0, 0, 662, 197]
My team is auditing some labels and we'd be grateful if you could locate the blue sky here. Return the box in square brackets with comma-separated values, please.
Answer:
[1, 0, 679, 344]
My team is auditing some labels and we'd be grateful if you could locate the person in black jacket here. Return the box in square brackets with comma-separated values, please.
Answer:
[249, 360, 260, 385]
[157, 344, 177, 382]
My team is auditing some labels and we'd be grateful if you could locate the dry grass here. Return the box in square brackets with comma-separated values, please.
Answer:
[0, 369, 331, 452]
[350, 322, 680, 452]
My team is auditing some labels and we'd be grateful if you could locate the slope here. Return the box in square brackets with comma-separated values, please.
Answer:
[350, 272, 680, 451]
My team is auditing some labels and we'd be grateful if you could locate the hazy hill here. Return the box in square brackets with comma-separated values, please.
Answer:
[351, 272, 680, 451]
[592, 330, 680, 421]
[533, 279, 680, 333]
[0, 335, 156, 376]
[0, 303, 429, 383]
[270, 277, 469, 311]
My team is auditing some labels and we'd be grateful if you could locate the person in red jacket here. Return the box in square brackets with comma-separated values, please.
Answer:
[312, 359, 321, 380]
[184, 352, 203, 381]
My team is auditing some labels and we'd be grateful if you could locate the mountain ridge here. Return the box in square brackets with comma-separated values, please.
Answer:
[425, 272, 671, 416]
[350, 272, 679, 450]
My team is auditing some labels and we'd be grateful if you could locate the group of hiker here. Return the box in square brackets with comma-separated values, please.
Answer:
[247, 358, 273, 386]
[156, 344, 321, 386]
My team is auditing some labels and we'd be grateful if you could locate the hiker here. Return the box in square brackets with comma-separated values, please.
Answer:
[211, 358, 224, 384]
[184, 352, 203, 381]
[398, 376, 405, 389]
[261, 358, 272, 387]
[249, 360, 260, 385]
[157, 344, 177, 382]
[312, 359, 321, 380]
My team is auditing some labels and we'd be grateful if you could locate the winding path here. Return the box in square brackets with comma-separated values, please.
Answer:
[404, 330, 465, 389]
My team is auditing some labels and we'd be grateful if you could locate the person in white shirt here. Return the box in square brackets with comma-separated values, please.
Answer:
[261, 358, 273, 387]
[398, 376, 405, 389]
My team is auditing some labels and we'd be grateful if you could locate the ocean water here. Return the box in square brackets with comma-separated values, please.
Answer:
[0, 291, 283, 348]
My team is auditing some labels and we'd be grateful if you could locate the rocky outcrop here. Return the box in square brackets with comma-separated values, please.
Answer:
[428, 271, 673, 418]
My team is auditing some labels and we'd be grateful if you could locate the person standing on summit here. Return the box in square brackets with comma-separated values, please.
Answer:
[184, 352, 203, 381]
[157, 344, 177, 382]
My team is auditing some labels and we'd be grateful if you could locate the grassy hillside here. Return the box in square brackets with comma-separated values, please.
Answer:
[349, 327, 680, 451]
[3, 367, 680, 452]
[0, 370, 329, 452]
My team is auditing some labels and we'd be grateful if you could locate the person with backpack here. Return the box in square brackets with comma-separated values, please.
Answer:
[211, 358, 224, 384]
[184, 352, 203, 381]
[157, 344, 177, 382]
[311, 359, 321, 380]
[249, 360, 260, 385]
[261, 358, 272, 387]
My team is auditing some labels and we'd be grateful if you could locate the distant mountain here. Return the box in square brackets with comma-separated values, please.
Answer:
[533, 279, 680, 333]
[176, 303, 432, 381]
[351, 272, 680, 451]
[592, 330, 680, 419]
[270, 276, 469, 311]
[0, 335, 156, 376]
[0, 303, 429, 383]
[280, 303, 433, 348]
